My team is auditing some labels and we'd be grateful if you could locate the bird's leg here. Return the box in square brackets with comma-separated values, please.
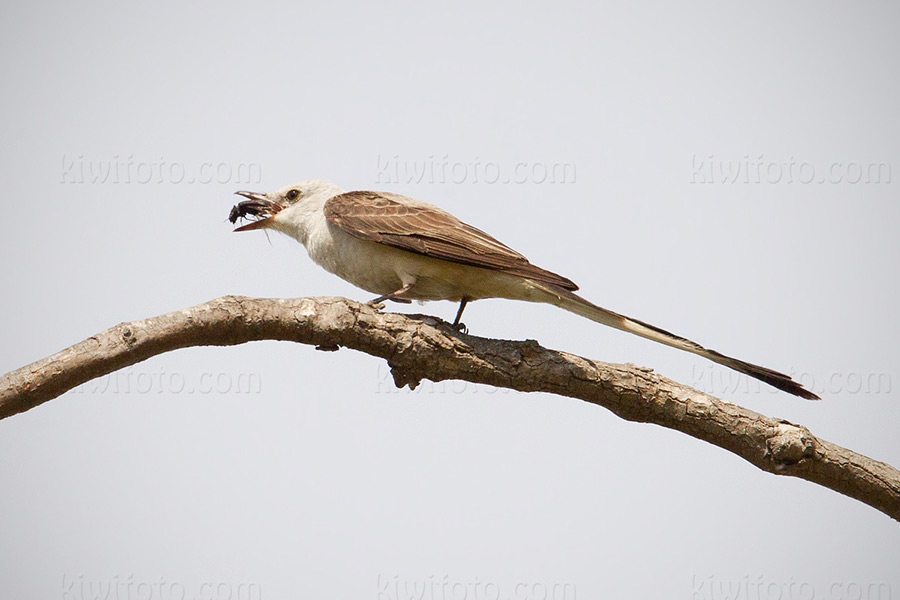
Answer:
[452, 298, 469, 333]
[367, 282, 416, 310]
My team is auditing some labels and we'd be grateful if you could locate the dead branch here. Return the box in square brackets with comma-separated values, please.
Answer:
[1, 295, 898, 521]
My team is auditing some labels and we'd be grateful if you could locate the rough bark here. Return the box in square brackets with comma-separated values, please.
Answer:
[1, 295, 898, 521]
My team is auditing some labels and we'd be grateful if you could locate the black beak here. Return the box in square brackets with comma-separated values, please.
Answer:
[230, 191, 284, 231]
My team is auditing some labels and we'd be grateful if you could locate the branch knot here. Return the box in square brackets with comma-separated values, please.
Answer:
[766, 421, 817, 467]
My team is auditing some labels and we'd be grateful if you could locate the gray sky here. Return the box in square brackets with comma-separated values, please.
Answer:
[1, 1, 898, 598]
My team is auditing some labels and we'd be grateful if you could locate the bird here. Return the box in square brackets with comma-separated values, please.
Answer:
[228, 179, 819, 400]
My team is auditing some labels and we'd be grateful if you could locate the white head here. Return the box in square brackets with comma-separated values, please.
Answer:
[230, 179, 345, 244]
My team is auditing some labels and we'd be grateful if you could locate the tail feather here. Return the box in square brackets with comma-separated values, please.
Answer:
[536, 285, 819, 400]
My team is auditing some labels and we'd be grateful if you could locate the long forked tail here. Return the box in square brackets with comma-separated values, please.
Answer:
[534, 284, 819, 400]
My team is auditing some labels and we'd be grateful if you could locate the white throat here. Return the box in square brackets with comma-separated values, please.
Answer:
[269, 180, 345, 246]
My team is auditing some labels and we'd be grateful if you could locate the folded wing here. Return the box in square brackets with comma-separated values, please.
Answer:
[324, 191, 578, 290]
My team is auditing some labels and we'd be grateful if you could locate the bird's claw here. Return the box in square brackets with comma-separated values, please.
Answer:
[453, 321, 468, 334]
[367, 300, 386, 311]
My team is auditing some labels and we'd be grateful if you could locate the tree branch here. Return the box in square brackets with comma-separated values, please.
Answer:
[2, 295, 898, 521]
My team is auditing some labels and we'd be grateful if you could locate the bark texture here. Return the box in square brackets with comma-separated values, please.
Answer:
[1, 295, 898, 521]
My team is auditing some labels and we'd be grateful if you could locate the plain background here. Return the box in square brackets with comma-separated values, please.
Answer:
[2, 1, 898, 598]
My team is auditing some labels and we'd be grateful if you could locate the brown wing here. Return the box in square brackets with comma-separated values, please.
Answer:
[324, 191, 578, 291]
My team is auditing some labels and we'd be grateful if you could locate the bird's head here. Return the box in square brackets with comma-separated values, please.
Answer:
[229, 179, 344, 234]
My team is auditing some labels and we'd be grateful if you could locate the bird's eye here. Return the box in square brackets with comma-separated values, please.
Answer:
[286, 189, 301, 201]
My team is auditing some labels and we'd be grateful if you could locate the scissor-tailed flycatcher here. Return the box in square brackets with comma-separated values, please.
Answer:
[229, 179, 818, 400]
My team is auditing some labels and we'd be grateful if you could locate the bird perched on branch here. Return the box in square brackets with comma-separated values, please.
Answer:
[229, 180, 818, 400]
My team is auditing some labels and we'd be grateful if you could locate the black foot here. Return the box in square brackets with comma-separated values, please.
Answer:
[451, 298, 470, 333]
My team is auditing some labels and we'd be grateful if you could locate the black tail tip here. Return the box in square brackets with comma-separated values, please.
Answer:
[789, 384, 821, 401]
[749, 365, 820, 400]
[717, 352, 821, 400]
